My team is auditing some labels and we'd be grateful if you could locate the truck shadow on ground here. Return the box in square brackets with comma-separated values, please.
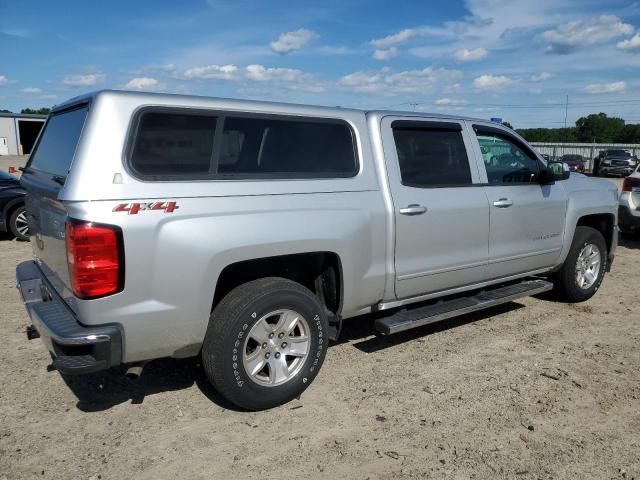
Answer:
[341, 302, 525, 353]
[60, 301, 525, 413]
[619, 234, 640, 250]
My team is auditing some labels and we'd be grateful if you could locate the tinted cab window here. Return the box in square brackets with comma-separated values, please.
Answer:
[392, 124, 472, 187]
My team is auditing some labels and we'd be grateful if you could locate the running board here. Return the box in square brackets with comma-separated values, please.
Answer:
[374, 279, 553, 335]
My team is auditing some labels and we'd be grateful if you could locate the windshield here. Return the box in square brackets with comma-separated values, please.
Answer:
[606, 150, 631, 157]
[27, 105, 89, 177]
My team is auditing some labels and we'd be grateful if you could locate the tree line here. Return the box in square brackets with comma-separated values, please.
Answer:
[0, 107, 51, 115]
[515, 113, 640, 144]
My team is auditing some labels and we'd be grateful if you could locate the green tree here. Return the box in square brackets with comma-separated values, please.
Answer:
[0, 109, 12, 113]
[501, 121, 514, 129]
[619, 124, 640, 143]
[574, 113, 625, 143]
[20, 107, 51, 115]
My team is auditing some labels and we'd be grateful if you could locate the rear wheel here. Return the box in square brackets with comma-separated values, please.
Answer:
[201, 277, 329, 410]
[553, 226, 607, 302]
[9, 206, 29, 241]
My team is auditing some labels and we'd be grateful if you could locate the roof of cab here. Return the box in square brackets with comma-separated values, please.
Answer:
[51, 89, 492, 124]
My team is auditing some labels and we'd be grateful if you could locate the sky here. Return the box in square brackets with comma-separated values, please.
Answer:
[2, 0, 640, 128]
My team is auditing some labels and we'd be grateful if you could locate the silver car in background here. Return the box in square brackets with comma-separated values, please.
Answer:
[619, 164, 640, 237]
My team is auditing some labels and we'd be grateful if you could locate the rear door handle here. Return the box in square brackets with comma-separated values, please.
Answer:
[399, 204, 427, 215]
[492, 198, 514, 208]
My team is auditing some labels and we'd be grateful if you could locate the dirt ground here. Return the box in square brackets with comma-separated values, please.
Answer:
[1, 198, 638, 480]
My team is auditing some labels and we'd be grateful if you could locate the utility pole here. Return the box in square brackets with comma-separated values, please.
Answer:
[410, 102, 419, 111]
[563, 94, 568, 129]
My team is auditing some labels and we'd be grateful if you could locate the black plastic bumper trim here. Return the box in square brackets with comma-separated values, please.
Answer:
[16, 260, 123, 375]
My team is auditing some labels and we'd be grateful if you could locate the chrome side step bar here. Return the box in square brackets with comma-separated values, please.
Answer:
[374, 279, 553, 335]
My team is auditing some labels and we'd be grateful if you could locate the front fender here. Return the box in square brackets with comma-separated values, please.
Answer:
[556, 180, 618, 266]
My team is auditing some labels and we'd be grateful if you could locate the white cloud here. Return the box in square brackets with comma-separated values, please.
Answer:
[245, 64, 302, 82]
[454, 47, 487, 61]
[40, 94, 58, 100]
[0, 75, 8, 86]
[341, 67, 463, 94]
[21, 87, 42, 93]
[340, 71, 384, 93]
[180, 62, 323, 92]
[434, 98, 468, 106]
[270, 29, 316, 54]
[584, 81, 626, 94]
[372, 47, 398, 61]
[473, 74, 513, 90]
[244, 64, 324, 92]
[529, 72, 552, 82]
[371, 28, 421, 48]
[542, 15, 634, 54]
[63, 73, 105, 86]
[124, 77, 159, 90]
[1, 28, 29, 37]
[183, 64, 238, 80]
[618, 33, 640, 52]
[370, 17, 492, 48]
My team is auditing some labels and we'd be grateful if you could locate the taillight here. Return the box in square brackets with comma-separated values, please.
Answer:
[622, 176, 640, 192]
[65, 220, 124, 299]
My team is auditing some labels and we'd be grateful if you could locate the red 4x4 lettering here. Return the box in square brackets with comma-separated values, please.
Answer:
[113, 202, 179, 215]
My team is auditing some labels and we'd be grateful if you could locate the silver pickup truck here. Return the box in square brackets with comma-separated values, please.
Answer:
[16, 90, 618, 410]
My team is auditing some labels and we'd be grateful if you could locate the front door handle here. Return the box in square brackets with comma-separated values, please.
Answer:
[399, 204, 428, 215]
[492, 198, 514, 208]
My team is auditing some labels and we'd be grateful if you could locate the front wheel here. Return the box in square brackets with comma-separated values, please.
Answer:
[201, 277, 329, 410]
[552, 226, 607, 302]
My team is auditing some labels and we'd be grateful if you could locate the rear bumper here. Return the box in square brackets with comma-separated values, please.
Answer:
[16, 261, 123, 375]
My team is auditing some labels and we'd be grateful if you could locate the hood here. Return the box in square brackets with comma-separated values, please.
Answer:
[0, 174, 21, 189]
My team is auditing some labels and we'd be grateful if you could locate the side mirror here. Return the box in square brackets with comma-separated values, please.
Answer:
[541, 161, 570, 183]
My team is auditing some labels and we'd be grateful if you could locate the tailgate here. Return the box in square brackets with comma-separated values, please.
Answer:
[20, 104, 90, 304]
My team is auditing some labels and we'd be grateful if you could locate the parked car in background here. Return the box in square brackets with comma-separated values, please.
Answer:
[594, 149, 638, 177]
[560, 154, 586, 173]
[619, 164, 640, 237]
[0, 171, 28, 240]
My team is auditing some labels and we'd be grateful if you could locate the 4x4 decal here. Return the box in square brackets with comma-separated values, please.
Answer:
[113, 202, 179, 215]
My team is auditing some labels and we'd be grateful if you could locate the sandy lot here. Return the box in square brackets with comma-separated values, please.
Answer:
[0, 213, 638, 479]
[0, 155, 27, 174]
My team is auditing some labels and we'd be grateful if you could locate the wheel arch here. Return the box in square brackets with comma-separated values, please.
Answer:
[575, 213, 615, 254]
[212, 251, 345, 317]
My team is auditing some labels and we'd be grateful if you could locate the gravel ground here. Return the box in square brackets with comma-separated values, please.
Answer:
[0, 186, 638, 480]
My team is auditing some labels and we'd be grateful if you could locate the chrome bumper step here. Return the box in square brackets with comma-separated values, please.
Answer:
[374, 279, 553, 335]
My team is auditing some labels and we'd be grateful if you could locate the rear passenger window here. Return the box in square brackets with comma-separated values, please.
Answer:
[392, 124, 472, 187]
[129, 110, 358, 179]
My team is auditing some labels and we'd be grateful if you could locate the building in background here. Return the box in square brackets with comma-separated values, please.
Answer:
[0, 112, 47, 156]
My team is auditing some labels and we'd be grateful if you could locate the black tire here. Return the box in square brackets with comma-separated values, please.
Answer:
[553, 226, 607, 303]
[201, 277, 329, 411]
[9, 205, 29, 241]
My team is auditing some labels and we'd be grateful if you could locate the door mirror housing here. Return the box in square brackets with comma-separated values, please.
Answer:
[541, 161, 570, 183]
